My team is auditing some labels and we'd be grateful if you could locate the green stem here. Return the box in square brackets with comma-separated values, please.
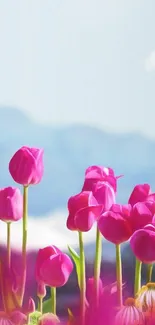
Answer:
[7, 222, 11, 268]
[147, 264, 153, 283]
[94, 227, 102, 307]
[134, 258, 142, 297]
[39, 297, 43, 314]
[51, 287, 56, 314]
[20, 185, 28, 306]
[115, 244, 122, 307]
[78, 231, 86, 325]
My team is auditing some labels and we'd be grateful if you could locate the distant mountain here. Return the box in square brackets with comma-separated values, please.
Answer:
[0, 106, 155, 216]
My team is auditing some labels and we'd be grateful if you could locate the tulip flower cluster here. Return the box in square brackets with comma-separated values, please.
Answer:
[1, 148, 155, 325]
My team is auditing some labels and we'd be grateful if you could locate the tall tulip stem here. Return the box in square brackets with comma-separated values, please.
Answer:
[39, 297, 43, 314]
[134, 258, 142, 297]
[78, 231, 86, 325]
[116, 244, 123, 307]
[7, 222, 11, 268]
[20, 185, 29, 306]
[147, 264, 153, 283]
[51, 287, 56, 314]
[94, 226, 102, 306]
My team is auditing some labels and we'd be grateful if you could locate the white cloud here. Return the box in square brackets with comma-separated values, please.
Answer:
[145, 51, 155, 72]
[0, 210, 96, 251]
[0, 211, 119, 261]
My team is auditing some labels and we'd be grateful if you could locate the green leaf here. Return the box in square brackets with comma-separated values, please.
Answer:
[68, 245, 81, 289]
[43, 298, 52, 313]
[29, 311, 42, 325]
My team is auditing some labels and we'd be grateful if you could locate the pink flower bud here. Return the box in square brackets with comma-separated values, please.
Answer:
[82, 165, 121, 193]
[66, 191, 103, 232]
[86, 277, 103, 304]
[130, 225, 155, 263]
[35, 246, 73, 287]
[0, 187, 23, 222]
[98, 206, 132, 244]
[23, 297, 35, 314]
[9, 146, 44, 186]
[128, 183, 150, 206]
[37, 282, 46, 298]
[38, 313, 60, 325]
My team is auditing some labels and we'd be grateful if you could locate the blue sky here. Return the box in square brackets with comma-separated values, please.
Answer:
[0, 0, 155, 137]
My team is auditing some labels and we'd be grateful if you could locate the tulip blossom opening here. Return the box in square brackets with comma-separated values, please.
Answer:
[66, 191, 103, 232]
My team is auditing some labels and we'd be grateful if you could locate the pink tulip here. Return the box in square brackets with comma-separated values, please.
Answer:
[92, 181, 116, 212]
[35, 246, 73, 287]
[130, 224, 155, 263]
[66, 191, 103, 232]
[86, 277, 103, 304]
[38, 313, 60, 325]
[98, 204, 132, 244]
[0, 187, 23, 222]
[128, 183, 151, 206]
[9, 310, 27, 325]
[129, 202, 153, 232]
[82, 165, 121, 192]
[9, 146, 44, 186]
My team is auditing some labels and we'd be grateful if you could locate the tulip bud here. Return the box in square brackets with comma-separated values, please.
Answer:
[9, 146, 44, 186]
[0, 187, 23, 222]
[35, 246, 73, 287]
[130, 225, 155, 263]
[98, 208, 132, 245]
[37, 282, 46, 298]
[23, 297, 35, 315]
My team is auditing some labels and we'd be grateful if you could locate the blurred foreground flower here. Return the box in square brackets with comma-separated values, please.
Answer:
[136, 283, 155, 312]
[38, 313, 60, 325]
[114, 298, 144, 325]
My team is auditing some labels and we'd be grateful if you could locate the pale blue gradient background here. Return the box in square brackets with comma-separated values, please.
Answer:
[0, 0, 155, 136]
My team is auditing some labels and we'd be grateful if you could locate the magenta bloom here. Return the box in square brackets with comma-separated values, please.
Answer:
[92, 181, 116, 212]
[129, 202, 153, 233]
[98, 204, 132, 244]
[0, 187, 23, 222]
[35, 246, 73, 287]
[9, 146, 44, 186]
[128, 183, 151, 206]
[66, 191, 103, 232]
[86, 277, 103, 305]
[82, 165, 121, 192]
[130, 224, 155, 263]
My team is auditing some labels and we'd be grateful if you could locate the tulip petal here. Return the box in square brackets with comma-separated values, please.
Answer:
[75, 205, 103, 232]
[40, 253, 73, 287]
